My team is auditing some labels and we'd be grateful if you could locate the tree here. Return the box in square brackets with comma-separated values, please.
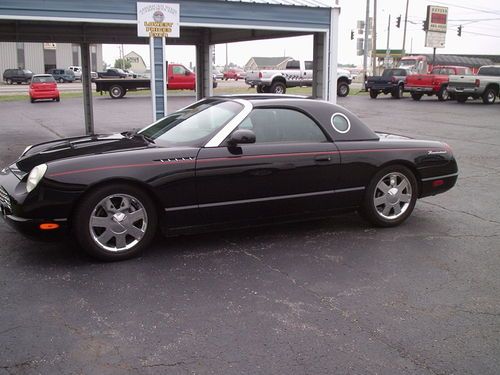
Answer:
[114, 58, 131, 69]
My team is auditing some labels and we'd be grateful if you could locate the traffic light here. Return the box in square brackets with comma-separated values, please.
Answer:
[422, 20, 428, 31]
[457, 25, 462, 36]
[396, 15, 401, 28]
[351, 30, 354, 40]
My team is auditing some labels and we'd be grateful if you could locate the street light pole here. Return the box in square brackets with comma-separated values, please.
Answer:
[372, 0, 377, 75]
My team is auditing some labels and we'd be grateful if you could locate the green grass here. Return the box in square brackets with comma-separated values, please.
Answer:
[0, 86, 367, 102]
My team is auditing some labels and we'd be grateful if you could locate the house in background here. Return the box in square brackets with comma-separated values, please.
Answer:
[124, 51, 147, 74]
[244, 56, 293, 71]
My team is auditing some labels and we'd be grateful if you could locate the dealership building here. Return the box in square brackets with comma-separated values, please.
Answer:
[0, 42, 103, 75]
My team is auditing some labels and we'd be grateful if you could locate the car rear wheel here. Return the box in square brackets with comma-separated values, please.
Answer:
[6, 79, 12, 85]
[30, 98, 35, 103]
[437, 86, 449, 101]
[361, 165, 417, 227]
[58, 78, 64, 83]
[74, 184, 158, 261]
[109, 85, 125, 99]
[482, 87, 497, 104]
[55, 97, 60, 102]
[256, 85, 263, 93]
[270, 81, 286, 94]
[411, 92, 423, 101]
[369, 89, 379, 99]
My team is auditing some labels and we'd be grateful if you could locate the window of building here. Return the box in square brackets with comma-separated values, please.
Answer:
[91, 45, 97, 71]
[16, 43, 25, 69]
[72, 44, 79, 66]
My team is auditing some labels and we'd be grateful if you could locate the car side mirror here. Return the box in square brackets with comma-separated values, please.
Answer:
[228, 129, 256, 146]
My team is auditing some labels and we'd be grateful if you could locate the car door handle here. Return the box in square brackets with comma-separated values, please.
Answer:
[315, 155, 331, 162]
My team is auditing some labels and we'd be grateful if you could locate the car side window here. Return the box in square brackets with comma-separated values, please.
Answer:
[172, 66, 186, 75]
[286, 60, 300, 70]
[235, 108, 327, 144]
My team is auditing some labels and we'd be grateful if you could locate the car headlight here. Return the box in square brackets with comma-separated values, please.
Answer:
[26, 164, 47, 193]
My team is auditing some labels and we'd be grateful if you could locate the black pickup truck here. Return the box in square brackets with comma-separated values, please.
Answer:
[365, 68, 408, 99]
[97, 68, 128, 79]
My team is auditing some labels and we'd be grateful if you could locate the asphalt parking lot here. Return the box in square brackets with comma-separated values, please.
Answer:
[0, 93, 499, 374]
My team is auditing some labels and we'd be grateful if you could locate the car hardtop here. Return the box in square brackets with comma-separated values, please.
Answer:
[213, 95, 378, 142]
[382, 68, 407, 76]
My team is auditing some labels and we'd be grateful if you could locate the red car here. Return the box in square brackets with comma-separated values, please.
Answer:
[223, 68, 246, 81]
[29, 74, 60, 103]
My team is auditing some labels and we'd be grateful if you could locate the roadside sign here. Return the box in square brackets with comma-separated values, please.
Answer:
[137, 2, 180, 38]
[426, 5, 448, 33]
[425, 31, 446, 48]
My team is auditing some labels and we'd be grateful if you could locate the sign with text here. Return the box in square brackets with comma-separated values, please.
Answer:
[137, 2, 180, 38]
[426, 5, 448, 33]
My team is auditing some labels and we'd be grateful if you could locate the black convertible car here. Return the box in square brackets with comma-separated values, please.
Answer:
[0, 95, 458, 260]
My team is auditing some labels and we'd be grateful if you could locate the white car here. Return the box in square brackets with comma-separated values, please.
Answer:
[68, 66, 82, 80]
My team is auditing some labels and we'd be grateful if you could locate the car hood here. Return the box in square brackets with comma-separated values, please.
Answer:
[16, 134, 151, 172]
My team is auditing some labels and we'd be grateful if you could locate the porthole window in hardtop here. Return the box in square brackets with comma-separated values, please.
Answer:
[236, 108, 327, 143]
[331, 113, 351, 134]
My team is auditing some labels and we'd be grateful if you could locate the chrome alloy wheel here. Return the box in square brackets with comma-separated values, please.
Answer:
[373, 172, 412, 220]
[487, 90, 495, 102]
[89, 194, 148, 252]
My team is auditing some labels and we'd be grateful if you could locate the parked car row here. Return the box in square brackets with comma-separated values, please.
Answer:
[365, 65, 500, 104]
[3, 67, 98, 85]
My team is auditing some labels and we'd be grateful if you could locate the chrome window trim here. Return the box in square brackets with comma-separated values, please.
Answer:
[204, 99, 253, 147]
[330, 112, 351, 134]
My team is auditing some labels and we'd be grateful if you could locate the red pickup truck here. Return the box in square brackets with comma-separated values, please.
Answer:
[406, 65, 473, 101]
[95, 63, 216, 98]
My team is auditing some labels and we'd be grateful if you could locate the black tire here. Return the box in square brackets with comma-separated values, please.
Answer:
[411, 92, 423, 101]
[109, 84, 125, 99]
[437, 85, 449, 101]
[30, 98, 35, 103]
[262, 85, 271, 93]
[482, 87, 497, 104]
[360, 165, 418, 227]
[59, 78, 64, 83]
[337, 81, 350, 97]
[256, 85, 263, 93]
[456, 96, 467, 103]
[369, 89, 379, 99]
[56, 97, 60, 102]
[270, 81, 286, 94]
[6, 79, 12, 85]
[392, 84, 404, 99]
[73, 183, 158, 261]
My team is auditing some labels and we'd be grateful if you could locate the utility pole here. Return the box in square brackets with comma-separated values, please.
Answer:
[362, 0, 370, 89]
[386, 14, 391, 65]
[225, 43, 228, 70]
[371, 0, 377, 76]
[402, 0, 410, 56]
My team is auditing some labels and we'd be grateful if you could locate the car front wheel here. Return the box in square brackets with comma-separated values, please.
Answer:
[74, 184, 158, 261]
[270, 82, 286, 94]
[361, 165, 417, 227]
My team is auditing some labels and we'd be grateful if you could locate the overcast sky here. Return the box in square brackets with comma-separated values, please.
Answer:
[103, 0, 500, 69]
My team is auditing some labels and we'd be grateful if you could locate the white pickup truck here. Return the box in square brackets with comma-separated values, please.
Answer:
[245, 59, 352, 97]
[447, 65, 500, 104]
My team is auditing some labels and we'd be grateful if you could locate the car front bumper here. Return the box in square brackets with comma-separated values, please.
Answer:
[0, 168, 69, 240]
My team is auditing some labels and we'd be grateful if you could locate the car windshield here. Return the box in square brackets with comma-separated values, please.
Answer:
[139, 99, 243, 147]
[398, 59, 417, 68]
[32, 76, 56, 83]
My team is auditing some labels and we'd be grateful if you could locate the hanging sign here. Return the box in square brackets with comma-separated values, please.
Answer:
[137, 2, 180, 38]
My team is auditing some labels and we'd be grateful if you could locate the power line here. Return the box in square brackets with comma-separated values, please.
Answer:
[429, 1, 500, 15]
[462, 30, 500, 38]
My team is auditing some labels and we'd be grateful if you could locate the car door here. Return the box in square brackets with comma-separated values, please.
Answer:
[283, 60, 301, 87]
[196, 107, 341, 224]
[302, 61, 314, 86]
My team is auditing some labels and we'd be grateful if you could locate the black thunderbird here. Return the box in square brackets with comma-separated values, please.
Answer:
[0, 95, 458, 260]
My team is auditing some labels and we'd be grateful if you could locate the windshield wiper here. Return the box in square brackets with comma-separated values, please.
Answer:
[121, 130, 155, 144]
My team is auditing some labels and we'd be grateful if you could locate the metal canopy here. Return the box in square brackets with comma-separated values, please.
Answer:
[0, 0, 339, 134]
